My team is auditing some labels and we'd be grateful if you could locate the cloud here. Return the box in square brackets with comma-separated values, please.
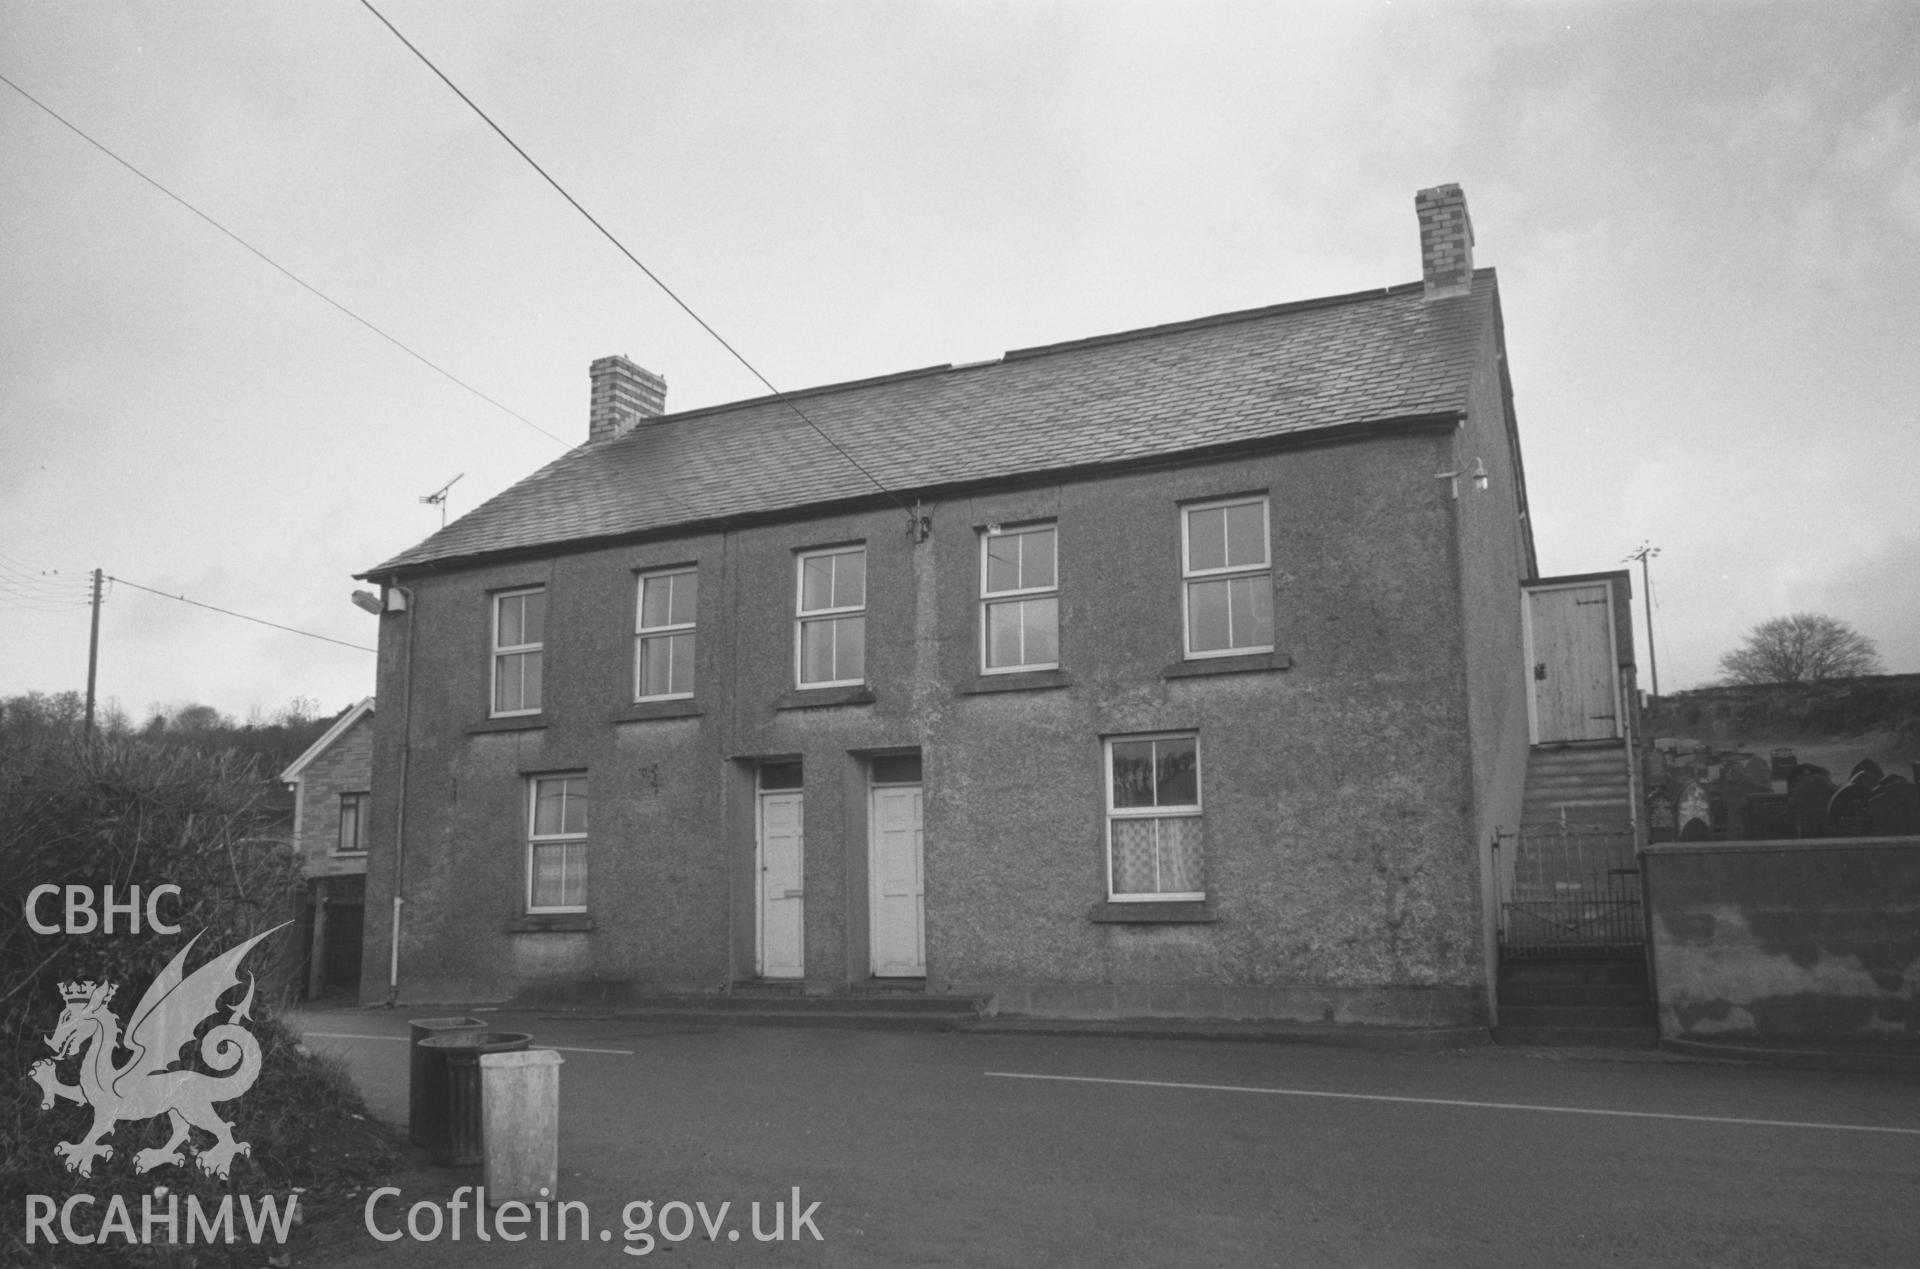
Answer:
[1786, 92, 1920, 287]
[1802, 531, 1920, 674]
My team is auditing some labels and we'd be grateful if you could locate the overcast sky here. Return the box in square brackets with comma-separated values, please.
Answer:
[3, 2, 1915, 725]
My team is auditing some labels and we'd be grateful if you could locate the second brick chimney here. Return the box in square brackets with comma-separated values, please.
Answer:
[588, 354, 669, 443]
[1414, 184, 1474, 299]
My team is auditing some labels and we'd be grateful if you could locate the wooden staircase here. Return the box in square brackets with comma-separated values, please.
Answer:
[1493, 952, 1659, 1048]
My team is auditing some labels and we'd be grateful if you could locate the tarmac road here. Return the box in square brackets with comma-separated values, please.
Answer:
[289, 1007, 1920, 1267]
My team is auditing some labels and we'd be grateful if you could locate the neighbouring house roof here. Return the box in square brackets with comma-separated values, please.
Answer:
[364, 272, 1499, 577]
[279, 697, 375, 784]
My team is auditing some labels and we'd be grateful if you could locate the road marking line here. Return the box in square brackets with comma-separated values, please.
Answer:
[983, 1071, 1920, 1136]
[303, 1031, 635, 1056]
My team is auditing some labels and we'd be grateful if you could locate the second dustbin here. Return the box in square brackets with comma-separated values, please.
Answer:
[408, 1016, 483, 1147]
[416, 1032, 533, 1166]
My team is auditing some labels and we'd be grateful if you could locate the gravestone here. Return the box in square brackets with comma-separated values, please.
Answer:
[1868, 775, 1920, 836]
[1745, 793, 1795, 839]
[1771, 747, 1797, 792]
[1789, 766, 1835, 838]
[1646, 789, 1677, 844]
[1827, 772, 1876, 837]
[1677, 781, 1712, 841]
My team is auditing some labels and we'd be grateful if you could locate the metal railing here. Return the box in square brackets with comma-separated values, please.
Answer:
[1494, 826, 1643, 957]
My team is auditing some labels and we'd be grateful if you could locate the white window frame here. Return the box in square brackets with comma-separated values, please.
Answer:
[335, 791, 368, 856]
[794, 545, 867, 688]
[634, 567, 697, 702]
[1103, 732, 1204, 902]
[1180, 495, 1273, 660]
[526, 773, 588, 914]
[490, 586, 546, 717]
[979, 522, 1060, 674]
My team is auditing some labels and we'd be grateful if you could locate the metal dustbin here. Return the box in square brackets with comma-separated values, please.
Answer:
[417, 1032, 533, 1166]
[409, 1017, 483, 1148]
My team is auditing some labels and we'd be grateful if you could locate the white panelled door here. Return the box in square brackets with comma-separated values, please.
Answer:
[868, 785, 925, 977]
[757, 791, 804, 979]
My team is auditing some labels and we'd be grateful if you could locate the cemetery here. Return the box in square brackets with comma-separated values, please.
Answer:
[1643, 739, 1920, 842]
[1637, 695, 1920, 1051]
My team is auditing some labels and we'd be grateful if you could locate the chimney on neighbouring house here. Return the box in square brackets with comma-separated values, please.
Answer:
[588, 354, 669, 443]
[1414, 183, 1474, 299]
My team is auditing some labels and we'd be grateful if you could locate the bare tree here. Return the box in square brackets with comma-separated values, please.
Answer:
[1717, 613, 1884, 685]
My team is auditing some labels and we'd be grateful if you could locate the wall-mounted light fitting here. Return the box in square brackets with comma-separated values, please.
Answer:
[1434, 457, 1490, 498]
[351, 587, 407, 614]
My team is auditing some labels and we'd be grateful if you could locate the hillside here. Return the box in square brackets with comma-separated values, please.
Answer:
[1645, 674, 1920, 777]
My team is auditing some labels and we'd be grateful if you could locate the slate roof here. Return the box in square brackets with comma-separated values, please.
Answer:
[365, 270, 1497, 576]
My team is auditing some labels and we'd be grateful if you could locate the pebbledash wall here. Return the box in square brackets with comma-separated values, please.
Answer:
[358, 411, 1531, 1024]
[1450, 293, 1534, 1008]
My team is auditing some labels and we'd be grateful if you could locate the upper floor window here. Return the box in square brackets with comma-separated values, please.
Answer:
[492, 587, 546, 715]
[635, 568, 697, 701]
[336, 792, 368, 856]
[981, 523, 1059, 672]
[1105, 733, 1203, 901]
[527, 773, 588, 913]
[1181, 497, 1272, 658]
[795, 546, 866, 687]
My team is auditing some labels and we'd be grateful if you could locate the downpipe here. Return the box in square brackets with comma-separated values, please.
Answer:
[388, 894, 404, 1002]
[385, 583, 416, 1007]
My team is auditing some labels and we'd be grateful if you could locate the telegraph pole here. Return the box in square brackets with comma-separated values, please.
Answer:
[1624, 543, 1660, 699]
[83, 567, 103, 736]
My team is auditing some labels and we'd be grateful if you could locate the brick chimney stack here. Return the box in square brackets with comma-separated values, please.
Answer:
[1414, 184, 1474, 300]
[588, 355, 668, 443]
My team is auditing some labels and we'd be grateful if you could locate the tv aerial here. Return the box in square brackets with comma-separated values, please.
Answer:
[420, 473, 466, 528]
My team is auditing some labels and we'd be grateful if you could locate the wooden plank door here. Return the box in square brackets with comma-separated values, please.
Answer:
[1528, 584, 1619, 742]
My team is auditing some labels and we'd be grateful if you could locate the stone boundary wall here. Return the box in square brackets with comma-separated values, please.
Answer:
[1643, 837, 1920, 1046]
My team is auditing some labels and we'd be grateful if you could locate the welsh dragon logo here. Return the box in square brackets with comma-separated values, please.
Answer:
[30, 924, 286, 1180]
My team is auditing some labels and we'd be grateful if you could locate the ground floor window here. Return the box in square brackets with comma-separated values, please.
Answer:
[1105, 733, 1203, 900]
[527, 773, 588, 912]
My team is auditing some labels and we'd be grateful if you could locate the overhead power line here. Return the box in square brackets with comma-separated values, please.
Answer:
[358, 0, 913, 518]
[107, 575, 376, 653]
[0, 553, 91, 609]
[0, 572, 85, 602]
[0, 592, 89, 612]
[0, 69, 569, 448]
[0, 550, 80, 586]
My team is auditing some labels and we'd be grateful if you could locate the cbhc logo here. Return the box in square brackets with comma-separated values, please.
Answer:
[25, 885, 182, 935]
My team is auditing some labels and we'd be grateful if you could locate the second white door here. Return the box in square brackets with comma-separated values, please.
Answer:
[868, 784, 924, 977]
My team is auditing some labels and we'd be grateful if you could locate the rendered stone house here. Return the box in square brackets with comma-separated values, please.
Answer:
[280, 697, 373, 998]
[355, 184, 1557, 1026]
